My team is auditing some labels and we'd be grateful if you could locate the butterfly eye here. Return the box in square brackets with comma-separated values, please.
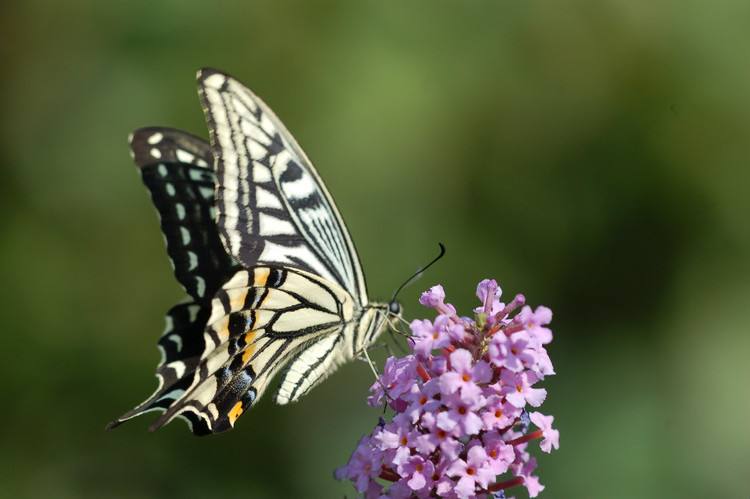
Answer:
[388, 301, 402, 315]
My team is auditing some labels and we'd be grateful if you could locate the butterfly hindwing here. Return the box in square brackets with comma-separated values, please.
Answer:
[147, 266, 355, 433]
[274, 331, 346, 405]
[197, 69, 368, 303]
[274, 306, 385, 405]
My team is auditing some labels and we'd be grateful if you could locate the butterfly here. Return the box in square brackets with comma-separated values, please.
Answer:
[108, 69, 402, 435]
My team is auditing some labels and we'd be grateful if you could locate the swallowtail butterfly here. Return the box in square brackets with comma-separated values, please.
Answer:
[108, 69, 401, 435]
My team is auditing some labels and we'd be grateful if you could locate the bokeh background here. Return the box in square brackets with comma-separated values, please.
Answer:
[2, 1, 748, 498]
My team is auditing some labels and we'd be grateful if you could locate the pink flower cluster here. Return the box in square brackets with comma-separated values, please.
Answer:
[335, 280, 559, 498]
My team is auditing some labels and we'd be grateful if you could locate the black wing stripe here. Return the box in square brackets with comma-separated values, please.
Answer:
[197, 68, 369, 303]
[286, 333, 344, 402]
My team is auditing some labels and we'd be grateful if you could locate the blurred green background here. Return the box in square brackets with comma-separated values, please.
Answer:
[2, 1, 749, 498]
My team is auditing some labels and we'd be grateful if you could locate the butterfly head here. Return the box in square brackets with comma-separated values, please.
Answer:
[388, 300, 402, 317]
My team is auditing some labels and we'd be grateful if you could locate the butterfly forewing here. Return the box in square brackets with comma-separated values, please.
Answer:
[131, 127, 237, 300]
[197, 69, 368, 303]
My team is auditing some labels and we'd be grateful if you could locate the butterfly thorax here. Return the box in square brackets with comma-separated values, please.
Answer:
[349, 303, 394, 359]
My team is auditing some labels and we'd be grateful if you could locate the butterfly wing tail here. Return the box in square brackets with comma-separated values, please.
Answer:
[146, 334, 296, 434]
[106, 302, 208, 432]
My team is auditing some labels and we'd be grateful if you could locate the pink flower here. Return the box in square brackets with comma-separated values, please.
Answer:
[488, 331, 537, 373]
[403, 379, 441, 423]
[419, 285, 457, 317]
[524, 474, 545, 498]
[397, 454, 435, 492]
[481, 395, 521, 431]
[529, 412, 560, 453]
[374, 414, 420, 465]
[437, 392, 486, 436]
[500, 370, 547, 408]
[417, 412, 462, 460]
[439, 349, 492, 399]
[482, 431, 516, 475]
[363, 481, 385, 499]
[381, 480, 412, 498]
[474, 278, 503, 316]
[435, 475, 456, 497]
[337, 279, 559, 498]
[531, 345, 555, 377]
[517, 305, 553, 346]
[419, 284, 446, 308]
[447, 445, 496, 497]
[368, 355, 417, 408]
[334, 436, 382, 493]
[411, 317, 452, 358]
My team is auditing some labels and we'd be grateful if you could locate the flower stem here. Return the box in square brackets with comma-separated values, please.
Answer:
[488, 476, 524, 492]
[508, 429, 543, 446]
[379, 466, 399, 482]
[416, 363, 431, 382]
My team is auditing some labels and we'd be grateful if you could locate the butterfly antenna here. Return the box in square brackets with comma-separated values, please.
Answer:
[390, 242, 446, 303]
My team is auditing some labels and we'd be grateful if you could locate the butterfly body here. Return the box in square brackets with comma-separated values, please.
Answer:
[109, 70, 396, 435]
